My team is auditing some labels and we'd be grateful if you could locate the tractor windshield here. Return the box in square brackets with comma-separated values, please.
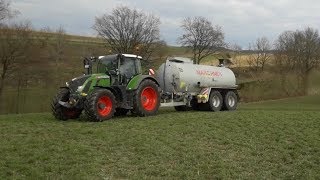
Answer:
[96, 55, 118, 73]
[96, 55, 142, 78]
[119, 57, 142, 78]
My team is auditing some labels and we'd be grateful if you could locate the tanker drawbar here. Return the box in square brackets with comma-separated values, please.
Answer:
[156, 57, 239, 111]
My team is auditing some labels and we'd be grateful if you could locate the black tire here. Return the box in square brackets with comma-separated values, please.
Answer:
[198, 103, 208, 111]
[51, 88, 82, 120]
[132, 79, 160, 116]
[114, 108, 129, 116]
[207, 90, 223, 112]
[222, 91, 238, 111]
[84, 89, 116, 121]
[190, 98, 200, 110]
[174, 105, 192, 111]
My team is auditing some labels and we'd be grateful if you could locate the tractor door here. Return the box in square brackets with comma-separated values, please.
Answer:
[119, 56, 142, 84]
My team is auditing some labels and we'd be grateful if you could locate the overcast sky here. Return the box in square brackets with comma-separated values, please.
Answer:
[12, 0, 320, 48]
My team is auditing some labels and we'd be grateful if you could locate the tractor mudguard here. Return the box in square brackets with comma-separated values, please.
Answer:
[126, 75, 159, 90]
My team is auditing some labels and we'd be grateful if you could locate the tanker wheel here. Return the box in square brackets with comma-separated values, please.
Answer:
[84, 89, 116, 121]
[190, 98, 200, 110]
[133, 80, 160, 116]
[222, 91, 238, 111]
[114, 108, 129, 116]
[51, 88, 82, 120]
[207, 90, 223, 112]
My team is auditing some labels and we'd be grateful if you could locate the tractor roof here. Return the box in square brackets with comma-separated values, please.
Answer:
[98, 54, 142, 60]
[122, 54, 142, 59]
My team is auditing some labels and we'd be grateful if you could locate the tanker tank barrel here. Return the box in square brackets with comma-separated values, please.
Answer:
[156, 57, 237, 94]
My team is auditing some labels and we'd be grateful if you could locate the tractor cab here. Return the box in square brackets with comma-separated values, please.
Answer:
[85, 54, 142, 85]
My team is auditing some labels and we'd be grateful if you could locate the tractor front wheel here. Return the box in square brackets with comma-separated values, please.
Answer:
[51, 88, 82, 120]
[132, 80, 160, 116]
[84, 89, 116, 121]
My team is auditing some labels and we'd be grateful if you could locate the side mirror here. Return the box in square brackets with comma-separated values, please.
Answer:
[83, 58, 91, 75]
[90, 56, 97, 62]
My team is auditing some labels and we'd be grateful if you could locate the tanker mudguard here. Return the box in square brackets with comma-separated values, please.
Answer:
[126, 75, 159, 90]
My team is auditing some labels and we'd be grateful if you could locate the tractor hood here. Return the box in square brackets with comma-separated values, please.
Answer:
[66, 74, 111, 94]
[66, 75, 91, 92]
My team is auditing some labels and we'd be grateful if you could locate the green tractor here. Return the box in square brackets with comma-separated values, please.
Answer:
[51, 54, 160, 121]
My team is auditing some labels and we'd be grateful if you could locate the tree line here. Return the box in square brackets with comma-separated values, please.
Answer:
[0, 0, 74, 99]
[1, 1, 320, 101]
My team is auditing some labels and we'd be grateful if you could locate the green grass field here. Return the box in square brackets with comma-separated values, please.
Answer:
[0, 95, 319, 179]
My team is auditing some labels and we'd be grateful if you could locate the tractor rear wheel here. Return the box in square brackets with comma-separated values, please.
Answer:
[84, 89, 116, 121]
[132, 80, 160, 116]
[51, 88, 82, 120]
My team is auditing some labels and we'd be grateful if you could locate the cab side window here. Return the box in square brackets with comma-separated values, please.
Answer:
[120, 58, 136, 79]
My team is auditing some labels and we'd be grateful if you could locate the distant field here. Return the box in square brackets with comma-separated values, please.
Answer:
[0, 95, 319, 179]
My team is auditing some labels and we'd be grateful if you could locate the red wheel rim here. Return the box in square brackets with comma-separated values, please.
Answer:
[141, 86, 157, 111]
[97, 96, 113, 116]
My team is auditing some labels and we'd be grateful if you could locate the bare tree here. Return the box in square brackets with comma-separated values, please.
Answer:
[153, 40, 168, 61]
[247, 37, 272, 71]
[0, 22, 32, 97]
[141, 40, 168, 70]
[274, 31, 295, 95]
[274, 31, 296, 71]
[43, 26, 68, 85]
[52, 26, 67, 67]
[42, 27, 67, 65]
[178, 16, 225, 64]
[0, 0, 18, 22]
[0, 0, 10, 21]
[229, 43, 242, 67]
[36, 26, 53, 48]
[93, 6, 160, 60]
[275, 27, 320, 94]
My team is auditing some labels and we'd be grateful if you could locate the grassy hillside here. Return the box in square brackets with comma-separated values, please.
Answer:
[0, 95, 319, 179]
[0, 32, 189, 114]
[1, 31, 320, 114]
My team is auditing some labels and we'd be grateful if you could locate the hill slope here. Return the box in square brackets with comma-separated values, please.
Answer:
[0, 95, 320, 179]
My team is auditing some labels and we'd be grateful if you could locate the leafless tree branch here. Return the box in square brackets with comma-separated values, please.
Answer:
[178, 17, 225, 64]
[93, 6, 161, 61]
[0, 0, 19, 23]
[275, 27, 320, 94]
[247, 37, 272, 72]
[0, 21, 32, 97]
